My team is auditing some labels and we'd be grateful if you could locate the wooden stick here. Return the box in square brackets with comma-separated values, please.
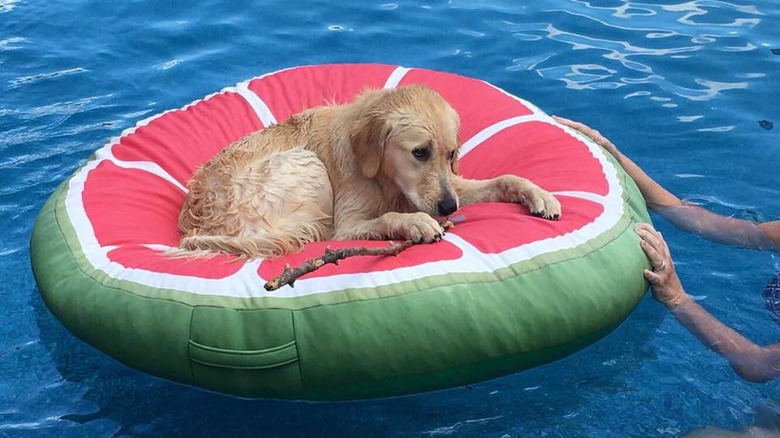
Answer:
[264, 219, 455, 291]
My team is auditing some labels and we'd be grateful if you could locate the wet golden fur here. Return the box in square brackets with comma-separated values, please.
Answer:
[178, 85, 561, 259]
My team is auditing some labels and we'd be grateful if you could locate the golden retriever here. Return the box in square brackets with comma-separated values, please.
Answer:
[177, 85, 561, 259]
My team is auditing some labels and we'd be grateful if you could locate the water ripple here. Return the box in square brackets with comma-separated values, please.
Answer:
[0, 94, 120, 158]
[537, 64, 622, 90]
[0, 37, 25, 51]
[662, 1, 763, 27]
[619, 75, 749, 101]
[0, 0, 20, 13]
[9, 67, 87, 88]
[10, 94, 114, 119]
[500, 0, 770, 108]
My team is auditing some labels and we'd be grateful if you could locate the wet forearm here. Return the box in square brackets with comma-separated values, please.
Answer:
[616, 152, 777, 251]
[670, 297, 780, 382]
[670, 297, 756, 359]
[656, 207, 778, 250]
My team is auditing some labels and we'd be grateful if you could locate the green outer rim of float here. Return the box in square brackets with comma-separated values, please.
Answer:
[31, 147, 651, 400]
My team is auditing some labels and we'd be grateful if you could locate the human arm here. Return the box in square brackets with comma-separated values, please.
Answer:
[555, 116, 779, 251]
[758, 221, 780, 251]
[672, 296, 780, 383]
[636, 222, 780, 382]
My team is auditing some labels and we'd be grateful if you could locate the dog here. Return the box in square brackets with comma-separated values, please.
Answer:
[177, 85, 561, 259]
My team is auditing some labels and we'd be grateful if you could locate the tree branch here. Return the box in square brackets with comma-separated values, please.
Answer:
[264, 219, 455, 291]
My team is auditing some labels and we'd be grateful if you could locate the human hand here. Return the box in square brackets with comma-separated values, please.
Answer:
[553, 116, 621, 158]
[635, 223, 689, 309]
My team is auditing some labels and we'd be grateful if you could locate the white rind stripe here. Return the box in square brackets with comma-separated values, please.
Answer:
[552, 191, 609, 204]
[112, 160, 187, 193]
[384, 66, 411, 89]
[460, 114, 550, 157]
[236, 81, 277, 126]
[95, 147, 187, 193]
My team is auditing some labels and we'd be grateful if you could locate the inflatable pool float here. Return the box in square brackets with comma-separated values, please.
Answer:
[31, 64, 651, 400]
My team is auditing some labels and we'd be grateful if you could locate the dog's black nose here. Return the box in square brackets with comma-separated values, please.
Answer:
[437, 196, 458, 216]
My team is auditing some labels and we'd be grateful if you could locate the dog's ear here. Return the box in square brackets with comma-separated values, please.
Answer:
[351, 112, 390, 179]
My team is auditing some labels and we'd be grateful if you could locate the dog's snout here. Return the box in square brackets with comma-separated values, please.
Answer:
[437, 195, 458, 216]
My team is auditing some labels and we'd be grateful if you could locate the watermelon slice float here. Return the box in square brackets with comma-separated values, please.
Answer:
[31, 64, 651, 400]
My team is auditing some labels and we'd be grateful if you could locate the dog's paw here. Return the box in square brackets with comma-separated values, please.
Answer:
[397, 212, 445, 244]
[525, 189, 561, 220]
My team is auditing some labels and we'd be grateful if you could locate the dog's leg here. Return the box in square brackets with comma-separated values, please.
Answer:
[453, 175, 561, 220]
[333, 212, 445, 243]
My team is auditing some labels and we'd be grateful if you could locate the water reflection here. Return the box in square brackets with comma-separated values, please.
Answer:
[536, 64, 621, 90]
[502, 0, 767, 108]
[0, 0, 20, 14]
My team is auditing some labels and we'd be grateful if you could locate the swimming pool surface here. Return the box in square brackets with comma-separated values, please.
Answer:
[2, 1, 779, 436]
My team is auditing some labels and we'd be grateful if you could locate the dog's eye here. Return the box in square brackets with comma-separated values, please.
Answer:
[412, 148, 430, 161]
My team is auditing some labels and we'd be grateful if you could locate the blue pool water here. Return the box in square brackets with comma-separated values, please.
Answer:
[2, 0, 779, 436]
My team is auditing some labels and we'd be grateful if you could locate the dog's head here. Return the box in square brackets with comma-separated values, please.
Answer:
[350, 85, 461, 217]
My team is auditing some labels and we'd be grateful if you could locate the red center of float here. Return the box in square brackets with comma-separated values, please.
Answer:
[80, 65, 608, 281]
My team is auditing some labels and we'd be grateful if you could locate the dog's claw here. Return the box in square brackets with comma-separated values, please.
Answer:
[412, 233, 443, 244]
[531, 210, 561, 221]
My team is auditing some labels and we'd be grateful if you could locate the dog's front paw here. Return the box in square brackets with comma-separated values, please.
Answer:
[392, 212, 445, 243]
[524, 188, 561, 220]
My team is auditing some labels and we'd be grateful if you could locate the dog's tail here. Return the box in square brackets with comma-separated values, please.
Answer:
[170, 233, 302, 260]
